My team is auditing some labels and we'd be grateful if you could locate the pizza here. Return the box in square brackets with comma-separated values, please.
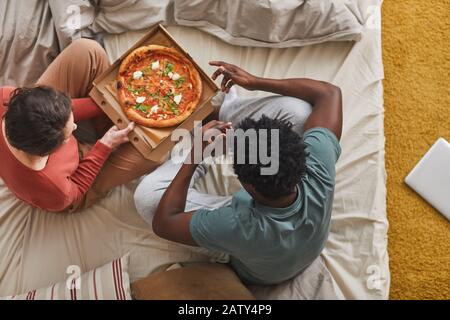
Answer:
[117, 45, 203, 128]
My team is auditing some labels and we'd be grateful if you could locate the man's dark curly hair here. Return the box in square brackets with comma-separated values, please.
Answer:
[232, 115, 307, 200]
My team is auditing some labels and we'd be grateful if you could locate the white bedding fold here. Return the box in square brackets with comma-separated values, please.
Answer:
[174, 0, 365, 48]
[49, 0, 367, 48]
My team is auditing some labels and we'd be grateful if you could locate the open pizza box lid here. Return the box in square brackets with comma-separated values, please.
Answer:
[90, 24, 219, 163]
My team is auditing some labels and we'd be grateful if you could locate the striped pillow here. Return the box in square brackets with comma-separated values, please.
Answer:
[1, 254, 131, 300]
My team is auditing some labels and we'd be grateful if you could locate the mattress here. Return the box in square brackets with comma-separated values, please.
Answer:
[0, 19, 388, 299]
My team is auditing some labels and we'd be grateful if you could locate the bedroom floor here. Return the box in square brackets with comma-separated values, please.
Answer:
[383, 0, 450, 299]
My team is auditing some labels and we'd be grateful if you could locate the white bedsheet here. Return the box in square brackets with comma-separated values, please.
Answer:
[0, 5, 388, 299]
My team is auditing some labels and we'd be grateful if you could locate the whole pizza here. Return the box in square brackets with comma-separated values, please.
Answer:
[117, 45, 203, 128]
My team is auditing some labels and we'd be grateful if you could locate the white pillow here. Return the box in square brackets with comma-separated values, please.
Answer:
[0, 255, 131, 300]
[48, 0, 97, 49]
[89, 0, 174, 34]
[48, 0, 366, 49]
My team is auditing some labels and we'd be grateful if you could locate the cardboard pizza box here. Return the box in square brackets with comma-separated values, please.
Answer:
[90, 24, 219, 163]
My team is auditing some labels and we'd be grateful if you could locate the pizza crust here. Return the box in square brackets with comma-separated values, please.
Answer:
[117, 45, 203, 128]
[125, 108, 192, 128]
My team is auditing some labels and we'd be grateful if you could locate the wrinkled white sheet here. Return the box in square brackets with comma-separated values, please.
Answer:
[0, 0, 59, 86]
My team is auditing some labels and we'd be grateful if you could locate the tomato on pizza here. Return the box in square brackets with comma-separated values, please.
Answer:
[117, 45, 203, 128]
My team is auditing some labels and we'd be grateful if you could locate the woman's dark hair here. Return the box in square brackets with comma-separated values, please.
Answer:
[4, 86, 72, 156]
[233, 115, 307, 200]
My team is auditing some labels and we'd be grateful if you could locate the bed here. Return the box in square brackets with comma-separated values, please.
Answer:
[0, 0, 388, 299]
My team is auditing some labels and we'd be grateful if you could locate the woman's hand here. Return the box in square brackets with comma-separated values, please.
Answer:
[210, 61, 259, 93]
[100, 122, 135, 149]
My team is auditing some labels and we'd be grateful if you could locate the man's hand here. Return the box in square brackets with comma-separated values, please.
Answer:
[200, 120, 232, 151]
[210, 61, 259, 93]
[189, 120, 232, 164]
[99, 122, 135, 149]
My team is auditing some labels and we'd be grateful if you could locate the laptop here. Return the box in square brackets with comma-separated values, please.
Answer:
[405, 138, 450, 221]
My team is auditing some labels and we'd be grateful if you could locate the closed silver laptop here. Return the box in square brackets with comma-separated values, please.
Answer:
[405, 138, 450, 221]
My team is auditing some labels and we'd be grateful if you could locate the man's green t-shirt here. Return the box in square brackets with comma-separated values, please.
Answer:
[190, 127, 341, 285]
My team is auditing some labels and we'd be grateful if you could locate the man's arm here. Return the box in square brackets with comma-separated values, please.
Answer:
[210, 61, 343, 140]
[152, 160, 198, 246]
[251, 78, 342, 140]
[152, 121, 231, 246]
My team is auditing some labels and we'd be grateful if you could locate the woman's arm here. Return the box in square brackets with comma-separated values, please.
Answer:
[71, 97, 104, 122]
[65, 122, 135, 208]
[66, 140, 113, 205]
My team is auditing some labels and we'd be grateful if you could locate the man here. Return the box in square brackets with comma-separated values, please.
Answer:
[134, 61, 342, 285]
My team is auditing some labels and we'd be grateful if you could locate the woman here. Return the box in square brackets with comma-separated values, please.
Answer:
[0, 39, 159, 212]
